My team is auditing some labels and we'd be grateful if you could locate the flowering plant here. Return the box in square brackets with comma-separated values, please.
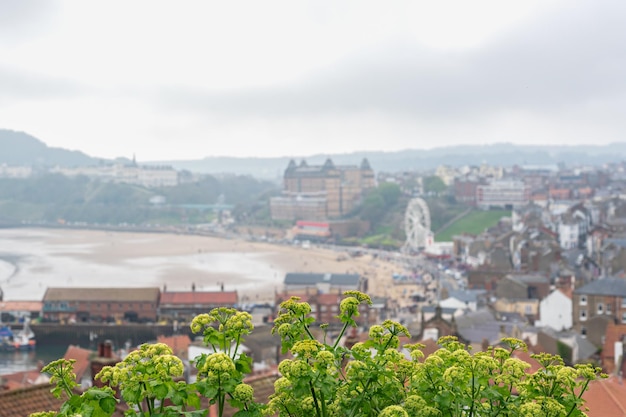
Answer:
[32, 291, 605, 417]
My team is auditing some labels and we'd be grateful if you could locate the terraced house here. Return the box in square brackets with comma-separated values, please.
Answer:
[573, 278, 626, 346]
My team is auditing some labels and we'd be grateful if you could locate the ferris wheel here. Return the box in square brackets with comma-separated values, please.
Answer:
[404, 198, 431, 251]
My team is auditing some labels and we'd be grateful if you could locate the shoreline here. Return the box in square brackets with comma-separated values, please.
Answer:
[0, 228, 405, 303]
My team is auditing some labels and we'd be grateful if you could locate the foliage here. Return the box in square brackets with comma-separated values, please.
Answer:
[0, 173, 278, 226]
[33, 292, 605, 417]
[31, 358, 117, 417]
[377, 182, 402, 206]
[422, 176, 447, 195]
[353, 182, 405, 245]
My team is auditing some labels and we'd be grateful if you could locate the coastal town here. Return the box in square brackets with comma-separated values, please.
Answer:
[4, 156, 626, 414]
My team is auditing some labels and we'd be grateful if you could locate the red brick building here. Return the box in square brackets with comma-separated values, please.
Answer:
[42, 287, 160, 323]
[275, 292, 374, 326]
[158, 291, 238, 322]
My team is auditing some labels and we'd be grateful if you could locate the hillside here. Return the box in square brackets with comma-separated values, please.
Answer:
[4, 128, 626, 178]
[153, 142, 626, 178]
[0, 129, 101, 167]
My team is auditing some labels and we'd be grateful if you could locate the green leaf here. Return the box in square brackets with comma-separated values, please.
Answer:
[154, 383, 169, 399]
[98, 397, 117, 414]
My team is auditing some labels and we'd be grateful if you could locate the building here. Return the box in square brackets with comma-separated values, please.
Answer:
[439, 289, 486, 313]
[270, 158, 375, 221]
[42, 287, 160, 323]
[158, 291, 238, 322]
[573, 278, 626, 342]
[495, 274, 550, 301]
[290, 221, 332, 241]
[536, 289, 573, 331]
[52, 163, 179, 188]
[0, 301, 42, 322]
[600, 322, 626, 374]
[283, 272, 363, 294]
[476, 180, 530, 209]
[275, 292, 373, 326]
[454, 177, 484, 206]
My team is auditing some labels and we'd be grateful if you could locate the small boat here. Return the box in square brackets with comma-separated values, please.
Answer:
[12, 319, 36, 351]
[0, 326, 16, 351]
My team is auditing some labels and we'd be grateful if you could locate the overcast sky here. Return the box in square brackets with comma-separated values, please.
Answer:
[1, 0, 625, 161]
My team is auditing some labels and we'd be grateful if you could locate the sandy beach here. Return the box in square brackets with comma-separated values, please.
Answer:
[0, 228, 405, 303]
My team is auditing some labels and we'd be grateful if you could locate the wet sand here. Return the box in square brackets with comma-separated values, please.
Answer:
[0, 228, 404, 303]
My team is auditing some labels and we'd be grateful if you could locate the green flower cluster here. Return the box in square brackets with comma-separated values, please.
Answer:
[32, 291, 606, 417]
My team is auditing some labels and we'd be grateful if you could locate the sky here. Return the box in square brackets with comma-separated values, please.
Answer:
[1, 0, 626, 161]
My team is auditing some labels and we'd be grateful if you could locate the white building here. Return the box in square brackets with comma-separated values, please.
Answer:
[536, 289, 572, 331]
[52, 163, 179, 187]
[558, 220, 580, 250]
[476, 180, 530, 209]
[439, 289, 486, 313]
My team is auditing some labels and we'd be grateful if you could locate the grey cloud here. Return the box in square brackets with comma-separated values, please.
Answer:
[0, 66, 87, 103]
[156, 0, 626, 123]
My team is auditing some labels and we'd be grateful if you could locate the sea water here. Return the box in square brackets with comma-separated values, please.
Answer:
[0, 228, 286, 375]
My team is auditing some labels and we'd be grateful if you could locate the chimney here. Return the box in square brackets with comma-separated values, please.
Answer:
[91, 340, 118, 388]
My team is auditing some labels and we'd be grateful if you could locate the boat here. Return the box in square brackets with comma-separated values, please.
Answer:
[12, 319, 36, 351]
[0, 326, 16, 351]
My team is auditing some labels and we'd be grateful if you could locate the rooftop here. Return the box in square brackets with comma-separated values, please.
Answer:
[43, 287, 160, 302]
[284, 272, 360, 287]
[574, 278, 626, 297]
[160, 291, 238, 305]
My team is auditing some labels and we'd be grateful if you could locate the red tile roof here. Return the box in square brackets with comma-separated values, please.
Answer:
[0, 301, 43, 312]
[1, 369, 46, 389]
[511, 349, 542, 374]
[160, 291, 238, 305]
[0, 383, 65, 417]
[583, 376, 626, 417]
[416, 338, 441, 359]
[63, 345, 94, 382]
[43, 287, 160, 302]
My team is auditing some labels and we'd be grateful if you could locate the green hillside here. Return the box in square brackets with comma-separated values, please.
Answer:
[435, 209, 511, 242]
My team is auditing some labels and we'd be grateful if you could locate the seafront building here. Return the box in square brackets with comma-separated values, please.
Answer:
[42, 287, 161, 323]
[270, 158, 375, 221]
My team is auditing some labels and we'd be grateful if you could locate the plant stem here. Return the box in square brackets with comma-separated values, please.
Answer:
[309, 380, 323, 417]
[332, 321, 350, 350]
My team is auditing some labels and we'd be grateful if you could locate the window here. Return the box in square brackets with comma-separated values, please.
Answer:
[581, 327, 587, 337]
[622, 312, 626, 324]
[597, 303, 604, 314]
[622, 297, 626, 308]
[580, 295, 587, 306]
[580, 309, 587, 321]
[607, 303, 612, 314]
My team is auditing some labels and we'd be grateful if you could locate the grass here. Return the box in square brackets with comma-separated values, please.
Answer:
[435, 209, 511, 242]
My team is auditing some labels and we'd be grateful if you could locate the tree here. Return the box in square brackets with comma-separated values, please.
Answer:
[423, 175, 447, 195]
[377, 182, 402, 206]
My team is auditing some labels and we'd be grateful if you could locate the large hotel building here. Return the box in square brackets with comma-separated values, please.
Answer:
[270, 158, 375, 221]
